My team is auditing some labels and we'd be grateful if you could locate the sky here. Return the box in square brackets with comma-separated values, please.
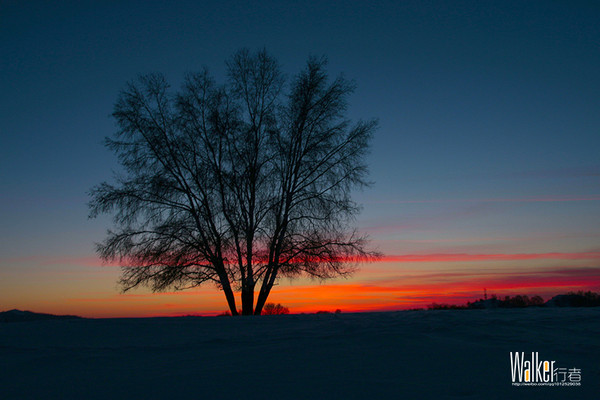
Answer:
[1, 0, 599, 317]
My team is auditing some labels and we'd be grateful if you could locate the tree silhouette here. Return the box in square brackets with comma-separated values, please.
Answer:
[89, 49, 378, 315]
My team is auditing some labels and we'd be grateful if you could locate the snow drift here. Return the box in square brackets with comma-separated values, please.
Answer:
[1, 308, 598, 399]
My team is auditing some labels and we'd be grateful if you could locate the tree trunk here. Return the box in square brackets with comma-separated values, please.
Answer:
[241, 285, 254, 315]
[254, 267, 278, 315]
[223, 288, 237, 315]
[223, 282, 238, 316]
[216, 265, 238, 316]
[254, 286, 271, 316]
[254, 294, 266, 316]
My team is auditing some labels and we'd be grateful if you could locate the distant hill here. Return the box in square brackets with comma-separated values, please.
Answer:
[0, 309, 83, 323]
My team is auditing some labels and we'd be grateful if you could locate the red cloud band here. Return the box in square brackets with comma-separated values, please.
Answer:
[377, 252, 600, 263]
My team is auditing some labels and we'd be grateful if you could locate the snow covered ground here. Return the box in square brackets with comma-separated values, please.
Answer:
[1, 308, 598, 399]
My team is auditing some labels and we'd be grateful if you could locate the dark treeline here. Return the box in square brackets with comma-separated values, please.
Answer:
[428, 291, 600, 310]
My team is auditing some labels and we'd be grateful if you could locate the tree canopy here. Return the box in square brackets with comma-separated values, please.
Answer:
[89, 49, 378, 315]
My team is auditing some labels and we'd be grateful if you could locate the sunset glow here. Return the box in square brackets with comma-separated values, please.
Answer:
[3, 253, 598, 317]
[2, 2, 599, 319]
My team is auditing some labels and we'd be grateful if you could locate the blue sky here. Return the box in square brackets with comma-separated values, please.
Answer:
[1, 1, 599, 316]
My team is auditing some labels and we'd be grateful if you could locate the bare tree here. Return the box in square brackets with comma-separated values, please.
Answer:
[89, 49, 378, 315]
[261, 303, 290, 315]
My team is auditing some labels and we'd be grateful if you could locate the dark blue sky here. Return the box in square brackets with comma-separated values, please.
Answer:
[1, 1, 599, 315]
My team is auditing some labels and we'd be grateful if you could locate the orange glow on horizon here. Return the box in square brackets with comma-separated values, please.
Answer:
[3, 253, 599, 318]
[36, 265, 597, 318]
